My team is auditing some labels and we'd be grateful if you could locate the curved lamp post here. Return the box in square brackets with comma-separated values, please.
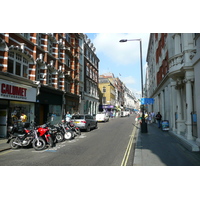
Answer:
[119, 38, 147, 133]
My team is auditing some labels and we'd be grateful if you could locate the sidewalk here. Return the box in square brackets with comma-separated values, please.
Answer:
[133, 123, 200, 166]
[0, 138, 11, 152]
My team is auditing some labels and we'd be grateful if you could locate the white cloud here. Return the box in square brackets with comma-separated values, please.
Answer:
[121, 76, 136, 85]
[93, 33, 150, 66]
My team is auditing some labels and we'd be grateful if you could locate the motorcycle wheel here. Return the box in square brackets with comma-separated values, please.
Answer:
[32, 138, 46, 151]
[76, 129, 81, 135]
[64, 131, 73, 140]
[56, 132, 64, 143]
[48, 136, 54, 147]
[10, 138, 20, 149]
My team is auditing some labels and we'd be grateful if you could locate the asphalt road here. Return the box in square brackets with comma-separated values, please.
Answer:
[0, 115, 137, 166]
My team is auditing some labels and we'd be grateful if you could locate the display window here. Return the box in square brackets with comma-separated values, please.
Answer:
[8, 101, 35, 126]
[48, 105, 62, 125]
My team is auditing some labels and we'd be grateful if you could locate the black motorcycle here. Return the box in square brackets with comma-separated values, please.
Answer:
[7, 122, 46, 151]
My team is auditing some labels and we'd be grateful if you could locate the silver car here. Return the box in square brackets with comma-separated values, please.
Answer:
[71, 114, 98, 132]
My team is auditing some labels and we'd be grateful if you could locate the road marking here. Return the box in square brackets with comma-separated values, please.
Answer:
[121, 123, 138, 166]
[0, 150, 13, 156]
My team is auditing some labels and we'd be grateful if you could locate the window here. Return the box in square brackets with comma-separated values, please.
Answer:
[8, 51, 29, 78]
[65, 34, 71, 43]
[103, 86, 106, 93]
[65, 54, 70, 67]
[47, 69, 52, 86]
[37, 33, 42, 46]
[36, 63, 40, 81]
[65, 80, 71, 92]
[48, 38, 53, 54]
[86, 66, 89, 76]
[103, 97, 106, 104]
[20, 33, 30, 40]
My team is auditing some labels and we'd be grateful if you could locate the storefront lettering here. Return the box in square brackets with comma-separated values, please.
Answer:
[1, 83, 27, 97]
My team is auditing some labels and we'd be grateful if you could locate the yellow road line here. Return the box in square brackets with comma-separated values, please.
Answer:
[0, 150, 12, 156]
[121, 123, 138, 166]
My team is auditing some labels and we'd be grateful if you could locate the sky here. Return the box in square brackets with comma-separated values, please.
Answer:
[85, 33, 150, 98]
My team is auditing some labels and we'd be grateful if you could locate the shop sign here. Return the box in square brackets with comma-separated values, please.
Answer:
[0, 79, 36, 102]
[103, 105, 114, 109]
[141, 98, 155, 105]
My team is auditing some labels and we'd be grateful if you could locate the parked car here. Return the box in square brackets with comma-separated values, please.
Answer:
[95, 113, 109, 122]
[70, 114, 98, 132]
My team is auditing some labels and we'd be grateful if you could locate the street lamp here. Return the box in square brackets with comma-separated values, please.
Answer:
[119, 38, 147, 133]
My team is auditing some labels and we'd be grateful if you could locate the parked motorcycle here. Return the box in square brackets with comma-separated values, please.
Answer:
[7, 123, 46, 151]
[36, 123, 54, 148]
[49, 124, 64, 143]
[58, 122, 74, 140]
[63, 118, 81, 137]
[66, 121, 81, 137]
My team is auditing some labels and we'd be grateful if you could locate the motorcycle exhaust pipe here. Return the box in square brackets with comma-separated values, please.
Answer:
[13, 141, 22, 146]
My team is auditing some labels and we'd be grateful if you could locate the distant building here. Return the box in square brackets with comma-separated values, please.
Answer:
[83, 34, 99, 115]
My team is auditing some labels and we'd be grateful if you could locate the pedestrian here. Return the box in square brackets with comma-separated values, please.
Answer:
[144, 112, 148, 122]
[147, 112, 152, 124]
[151, 111, 155, 123]
[65, 111, 72, 122]
[155, 111, 162, 128]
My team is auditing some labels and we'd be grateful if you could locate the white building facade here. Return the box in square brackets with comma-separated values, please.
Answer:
[146, 33, 199, 151]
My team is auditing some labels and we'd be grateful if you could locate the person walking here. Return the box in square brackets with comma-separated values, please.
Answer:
[147, 112, 152, 124]
[151, 111, 155, 123]
[65, 111, 72, 122]
[156, 112, 162, 128]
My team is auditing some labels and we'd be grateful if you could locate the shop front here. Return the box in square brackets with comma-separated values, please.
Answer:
[36, 86, 64, 125]
[0, 79, 37, 138]
[64, 92, 79, 115]
[99, 105, 117, 117]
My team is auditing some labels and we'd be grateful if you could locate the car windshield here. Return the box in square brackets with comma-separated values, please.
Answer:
[72, 115, 84, 120]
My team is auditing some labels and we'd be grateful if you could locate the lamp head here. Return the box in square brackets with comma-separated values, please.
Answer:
[119, 39, 127, 42]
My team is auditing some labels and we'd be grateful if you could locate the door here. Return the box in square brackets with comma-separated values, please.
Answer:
[39, 105, 45, 125]
[0, 109, 7, 138]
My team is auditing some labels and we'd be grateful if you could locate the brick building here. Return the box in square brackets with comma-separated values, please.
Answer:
[0, 33, 90, 137]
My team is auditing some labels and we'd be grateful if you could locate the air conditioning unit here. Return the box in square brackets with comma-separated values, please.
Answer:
[39, 53, 43, 60]
[50, 60, 54, 67]
[65, 71, 70, 76]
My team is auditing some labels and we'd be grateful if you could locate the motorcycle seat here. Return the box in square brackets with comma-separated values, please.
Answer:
[14, 133, 26, 137]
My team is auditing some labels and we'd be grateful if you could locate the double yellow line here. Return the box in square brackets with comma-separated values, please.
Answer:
[121, 123, 138, 166]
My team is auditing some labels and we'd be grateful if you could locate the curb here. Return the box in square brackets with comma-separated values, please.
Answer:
[0, 147, 11, 153]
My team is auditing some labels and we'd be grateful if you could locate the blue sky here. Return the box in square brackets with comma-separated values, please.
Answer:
[85, 33, 150, 98]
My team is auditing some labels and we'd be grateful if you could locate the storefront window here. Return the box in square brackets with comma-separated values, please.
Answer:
[48, 105, 62, 125]
[9, 101, 35, 126]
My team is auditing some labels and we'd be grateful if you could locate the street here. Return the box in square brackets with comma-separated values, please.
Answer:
[0, 115, 137, 166]
[2, 114, 200, 166]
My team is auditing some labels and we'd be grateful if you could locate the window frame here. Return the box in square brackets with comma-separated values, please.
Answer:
[8, 51, 29, 78]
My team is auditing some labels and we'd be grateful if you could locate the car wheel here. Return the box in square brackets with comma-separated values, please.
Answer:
[95, 123, 98, 129]
[86, 125, 90, 132]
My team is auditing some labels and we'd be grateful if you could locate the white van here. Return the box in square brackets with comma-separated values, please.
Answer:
[95, 113, 109, 122]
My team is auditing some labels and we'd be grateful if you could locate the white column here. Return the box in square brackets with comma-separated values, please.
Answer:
[176, 80, 183, 134]
[171, 81, 176, 132]
[161, 90, 165, 118]
[184, 78, 194, 140]
[174, 34, 181, 54]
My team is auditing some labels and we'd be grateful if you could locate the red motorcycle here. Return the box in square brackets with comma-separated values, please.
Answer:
[35, 123, 54, 148]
